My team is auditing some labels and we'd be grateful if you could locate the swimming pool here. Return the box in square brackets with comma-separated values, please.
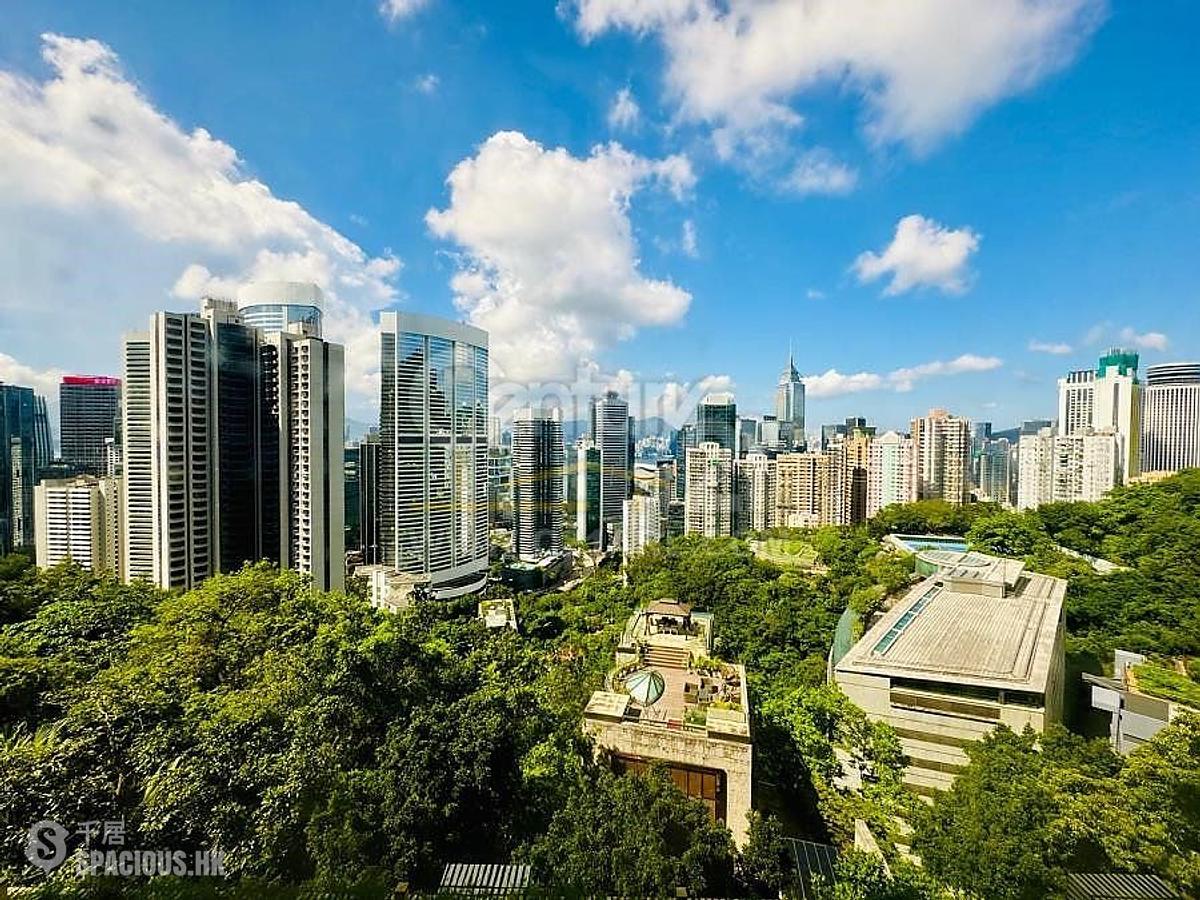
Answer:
[888, 534, 969, 554]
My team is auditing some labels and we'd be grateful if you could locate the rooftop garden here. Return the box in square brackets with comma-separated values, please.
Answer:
[1132, 663, 1200, 709]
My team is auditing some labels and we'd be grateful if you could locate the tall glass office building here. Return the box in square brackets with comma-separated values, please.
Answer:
[379, 312, 489, 598]
[237, 281, 324, 336]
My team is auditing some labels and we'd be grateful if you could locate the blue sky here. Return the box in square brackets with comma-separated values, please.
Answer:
[0, 0, 1197, 434]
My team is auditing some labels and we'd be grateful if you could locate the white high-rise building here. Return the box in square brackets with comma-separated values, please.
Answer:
[1140, 363, 1200, 473]
[622, 493, 661, 559]
[121, 290, 345, 592]
[734, 452, 776, 535]
[1018, 426, 1121, 509]
[34, 475, 121, 574]
[1057, 349, 1141, 482]
[684, 442, 733, 537]
[591, 391, 630, 549]
[511, 407, 565, 560]
[911, 409, 972, 504]
[867, 431, 915, 517]
[379, 311, 489, 599]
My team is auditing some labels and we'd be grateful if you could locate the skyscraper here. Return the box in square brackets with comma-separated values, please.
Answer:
[511, 407, 565, 560]
[121, 291, 345, 591]
[734, 452, 775, 535]
[379, 311, 489, 599]
[1018, 427, 1120, 509]
[674, 422, 696, 500]
[60, 376, 121, 476]
[977, 438, 1013, 506]
[574, 438, 601, 545]
[1140, 363, 1200, 473]
[1, 383, 47, 553]
[866, 431, 914, 518]
[775, 451, 834, 527]
[911, 409, 972, 505]
[1057, 349, 1141, 482]
[696, 393, 737, 452]
[684, 442, 733, 537]
[775, 350, 805, 450]
[591, 391, 630, 549]
[344, 443, 361, 554]
[34, 475, 121, 574]
[358, 431, 382, 564]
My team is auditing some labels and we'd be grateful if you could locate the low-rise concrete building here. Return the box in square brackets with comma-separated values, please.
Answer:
[834, 552, 1066, 796]
[583, 599, 753, 845]
[1085, 650, 1198, 755]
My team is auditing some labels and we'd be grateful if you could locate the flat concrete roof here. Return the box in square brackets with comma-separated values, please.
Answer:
[836, 560, 1066, 692]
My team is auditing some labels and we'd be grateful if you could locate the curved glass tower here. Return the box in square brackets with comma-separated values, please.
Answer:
[237, 281, 324, 336]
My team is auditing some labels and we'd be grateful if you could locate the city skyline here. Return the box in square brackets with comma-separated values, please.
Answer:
[2, 2, 1198, 434]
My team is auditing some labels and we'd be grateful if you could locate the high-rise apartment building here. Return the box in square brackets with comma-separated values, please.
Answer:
[867, 431, 914, 518]
[775, 351, 806, 450]
[776, 451, 834, 527]
[1, 383, 48, 553]
[60, 376, 121, 476]
[734, 452, 775, 535]
[591, 391, 630, 549]
[122, 289, 345, 591]
[357, 431, 382, 564]
[622, 493, 661, 559]
[511, 408, 564, 560]
[379, 311, 489, 599]
[834, 424, 873, 525]
[1018, 426, 1120, 509]
[911, 409, 972, 504]
[1057, 349, 1141, 482]
[1140, 363, 1200, 473]
[574, 438, 601, 545]
[976, 438, 1012, 506]
[34, 475, 121, 574]
[696, 393, 737, 452]
[684, 442, 733, 537]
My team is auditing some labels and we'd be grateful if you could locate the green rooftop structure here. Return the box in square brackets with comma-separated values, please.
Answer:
[1097, 348, 1140, 378]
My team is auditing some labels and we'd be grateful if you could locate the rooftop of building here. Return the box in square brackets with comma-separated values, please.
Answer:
[836, 554, 1066, 693]
[586, 600, 750, 741]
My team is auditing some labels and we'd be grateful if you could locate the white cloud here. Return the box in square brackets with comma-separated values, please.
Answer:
[0, 352, 66, 399]
[680, 219, 698, 257]
[426, 131, 694, 382]
[0, 34, 400, 416]
[1118, 327, 1168, 351]
[413, 73, 440, 94]
[380, 0, 430, 24]
[783, 148, 857, 196]
[1028, 338, 1072, 355]
[805, 288, 826, 300]
[803, 353, 1001, 398]
[853, 214, 980, 295]
[607, 87, 641, 130]
[572, 0, 1103, 154]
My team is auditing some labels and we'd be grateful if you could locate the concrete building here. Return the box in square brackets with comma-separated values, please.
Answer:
[1018, 427, 1121, 510]
[1085, 650, 1198, 756]
[684, 442, 733, 537]
[1058, 369, 1095, 436]
[34, 475, 121, 574]
[591, 391, 631, 549]
[775, 351, 806, 451]
[834, 550, 1067, 795]
[674, 422, 696, 500]
[573, 438, 600, 545]
[696, 393, 737, 453]
[834, 424, 873, 525]
[776, 451, 834, 527]
[356, 564, 430, 613]
[911, 409, 971, 504]
[1140, 362, 1200, 474]
[866, 431, 915, 518]
[121, 294, 345, 591]
[583, 600, 753, 845]
[511, 407, 565, 561]
[622, 493, 661, 559]
[734, 452, 775, 535]
[379, 311, 489, 599]
[1057, 350, 1142, 482]
[59, 376, 121, 476]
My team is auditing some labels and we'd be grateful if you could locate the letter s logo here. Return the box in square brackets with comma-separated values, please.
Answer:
[25, 820, 69, 872]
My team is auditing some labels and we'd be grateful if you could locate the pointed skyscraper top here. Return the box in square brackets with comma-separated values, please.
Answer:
[780, 343, 800, 383]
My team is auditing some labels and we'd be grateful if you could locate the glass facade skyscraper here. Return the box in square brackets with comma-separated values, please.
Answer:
[237, 281, 324, 336]
[379, 311, 489, 598]
[60, 376, 121, 476]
